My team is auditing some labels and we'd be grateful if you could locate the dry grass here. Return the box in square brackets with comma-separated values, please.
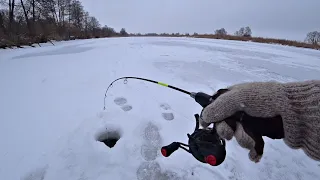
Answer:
[194, 34, 320, 50]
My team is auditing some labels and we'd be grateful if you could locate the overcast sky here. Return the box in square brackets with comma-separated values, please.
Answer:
[80, 0, 320, 41]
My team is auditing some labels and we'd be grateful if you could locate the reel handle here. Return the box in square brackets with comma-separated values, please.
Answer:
[161, 142, 180, 157]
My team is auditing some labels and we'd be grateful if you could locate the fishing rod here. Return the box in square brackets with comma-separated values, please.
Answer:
[103, 76, 212, 110]
[103, 76, 191, 110]
[103, 76, 227, 166]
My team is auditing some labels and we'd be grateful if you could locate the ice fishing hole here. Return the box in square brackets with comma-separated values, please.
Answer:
[96, 128, 122, 148]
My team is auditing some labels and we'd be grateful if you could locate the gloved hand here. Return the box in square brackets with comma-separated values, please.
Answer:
[200, 80, 320, 163]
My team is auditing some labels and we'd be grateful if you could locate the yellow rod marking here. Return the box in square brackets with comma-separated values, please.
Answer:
[158, 82, 168, 87]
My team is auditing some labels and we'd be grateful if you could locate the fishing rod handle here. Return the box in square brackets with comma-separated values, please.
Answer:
[191, 92, 213, 108]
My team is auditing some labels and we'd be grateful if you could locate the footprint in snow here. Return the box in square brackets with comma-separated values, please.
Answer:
[140, 143, 159, 161]
[140, 122, 163, 161]
[137, 122, 181, 180]
[21, 165, 48, 180]
[114, 97, 132, 112]
[142, 122, 162, 146]
[160, 103, 174, 121]
[136, 161, 161, 180]
[114, 97, 127, 105]
[136, 161, 182, 180]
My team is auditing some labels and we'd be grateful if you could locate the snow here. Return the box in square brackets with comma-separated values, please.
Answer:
[1, 37, 320, 180]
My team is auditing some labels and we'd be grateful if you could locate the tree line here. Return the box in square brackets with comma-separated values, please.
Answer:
[131, 26, 319, 50]
[132, 26, 319, 47]
[0, 0, 128, 48]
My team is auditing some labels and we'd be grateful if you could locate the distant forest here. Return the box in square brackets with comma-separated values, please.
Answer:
[0, 0, 319, 50]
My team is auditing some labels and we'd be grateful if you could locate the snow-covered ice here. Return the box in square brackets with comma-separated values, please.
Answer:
[1, 37, 320, 180]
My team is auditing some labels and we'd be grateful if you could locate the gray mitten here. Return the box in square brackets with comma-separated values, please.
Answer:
[200, 80, 320, 162]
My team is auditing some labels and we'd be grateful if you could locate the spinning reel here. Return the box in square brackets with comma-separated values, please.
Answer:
[104, 77, 228, 166]
[160, 92, 226, 166]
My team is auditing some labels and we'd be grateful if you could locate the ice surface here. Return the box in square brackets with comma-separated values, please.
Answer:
[0, 37, 320, 180]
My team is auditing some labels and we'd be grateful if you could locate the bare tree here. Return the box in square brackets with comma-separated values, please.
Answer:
[235, 26, 252, 37]
[101, 25, 116, 37]
[20, 0, 32, 36]
[215, 28, 227, 36]
[7, 0, 15, 34]
[305, 31, 320, 45]
[70, 0, 83, 29]
[31, 0, 34, 22]
[235, 27, 244, 36]
[244, 26, 252, 37]
[87, 16, 99, 37]
[120, 28, 128, 36]
[0, 9, 7, 35]
[0, 0, 126, 48]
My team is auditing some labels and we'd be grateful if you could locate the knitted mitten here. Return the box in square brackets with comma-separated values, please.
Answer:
[200, 80, 320, 162]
